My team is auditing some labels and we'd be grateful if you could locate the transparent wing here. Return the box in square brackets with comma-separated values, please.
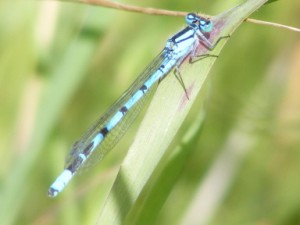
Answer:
[65, 50, 171, 172]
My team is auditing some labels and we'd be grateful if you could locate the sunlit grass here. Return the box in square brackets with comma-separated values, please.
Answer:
[0, 0, 299, 225]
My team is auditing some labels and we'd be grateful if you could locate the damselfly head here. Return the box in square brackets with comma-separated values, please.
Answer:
[185, 13, 213, 33]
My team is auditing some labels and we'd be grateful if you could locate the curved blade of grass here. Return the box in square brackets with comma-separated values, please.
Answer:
[125, 109, 207, 225]
[97, 0, 268, 224]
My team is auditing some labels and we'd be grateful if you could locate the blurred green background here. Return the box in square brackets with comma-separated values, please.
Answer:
[0, 0, 299, 224]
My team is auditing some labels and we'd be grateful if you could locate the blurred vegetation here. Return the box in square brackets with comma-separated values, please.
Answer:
[0, 0, 299, 225]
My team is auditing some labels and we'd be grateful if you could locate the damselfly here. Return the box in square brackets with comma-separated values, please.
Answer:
[48, 13, 225, 197]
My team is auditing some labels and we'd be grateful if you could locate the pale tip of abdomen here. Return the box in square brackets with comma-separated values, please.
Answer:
[48, 170, 73, 198]
[48, 187, 59, 198]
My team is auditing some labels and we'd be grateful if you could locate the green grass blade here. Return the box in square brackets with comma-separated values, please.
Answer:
[96, 0, 268, 224]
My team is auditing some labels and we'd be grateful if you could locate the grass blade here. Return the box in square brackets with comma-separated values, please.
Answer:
[97, 0, 268, 224]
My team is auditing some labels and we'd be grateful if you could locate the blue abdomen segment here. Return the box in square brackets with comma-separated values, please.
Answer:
[48, 55, 175, 197]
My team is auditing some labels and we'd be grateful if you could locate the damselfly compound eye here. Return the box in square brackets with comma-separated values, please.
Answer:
[200, 20, 213, 33]
[185, 13, 198, 25]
